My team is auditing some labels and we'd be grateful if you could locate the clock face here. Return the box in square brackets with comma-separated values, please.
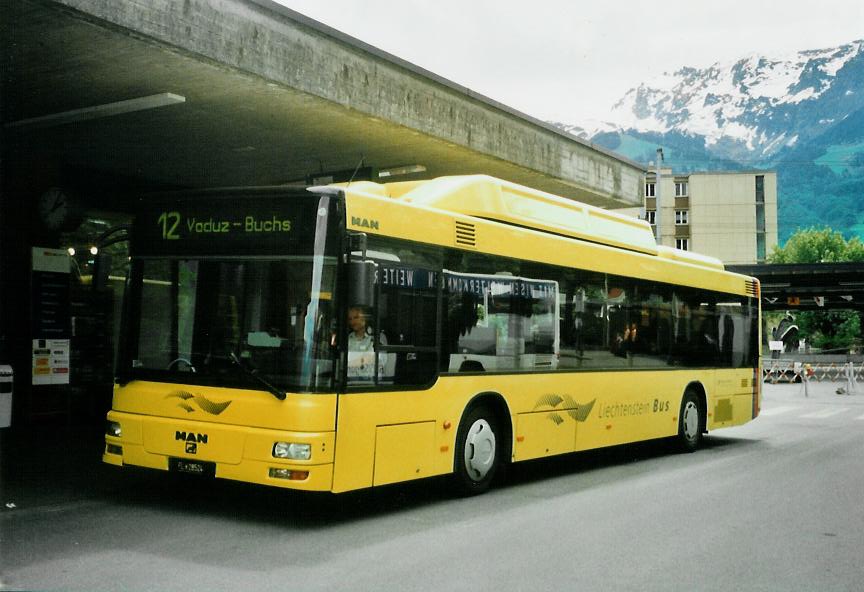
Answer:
[37, 187, 75, 231]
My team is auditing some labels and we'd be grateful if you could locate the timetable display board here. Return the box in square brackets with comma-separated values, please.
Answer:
[31, 248, 71, 385]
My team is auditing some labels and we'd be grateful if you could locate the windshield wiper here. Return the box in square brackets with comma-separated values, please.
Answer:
[228, 352, 286, 401]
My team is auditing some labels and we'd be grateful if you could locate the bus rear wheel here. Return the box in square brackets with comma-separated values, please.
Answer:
[676, 389, 703, 453]
[453, 406, 500, 495]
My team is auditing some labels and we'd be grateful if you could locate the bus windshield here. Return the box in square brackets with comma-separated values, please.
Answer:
[130, 257, 338, 392]
[122, 190, 341, 393]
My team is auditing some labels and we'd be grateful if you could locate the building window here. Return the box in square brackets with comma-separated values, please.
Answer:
[645, 183, 655, 197]
[756, 203, 765, 232]
[757, 234, 766, 262]
[755, 175, 765, 203]
[675, 182, 688, 197]
[676, 238, 689, 251]
[645, 210, 656, 225]
[675, 210, 689, 225]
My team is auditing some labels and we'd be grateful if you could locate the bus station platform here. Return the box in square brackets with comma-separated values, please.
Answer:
[1, 422, 110, 513]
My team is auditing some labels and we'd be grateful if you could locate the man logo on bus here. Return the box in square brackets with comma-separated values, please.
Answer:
[176, 431, 208, 455]
[351, 216, 379, 230]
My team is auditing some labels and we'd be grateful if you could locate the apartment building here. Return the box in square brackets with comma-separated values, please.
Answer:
[624, 169, 778, 265]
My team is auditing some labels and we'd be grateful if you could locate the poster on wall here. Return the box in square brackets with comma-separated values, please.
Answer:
[31, 247, 71, 385]
[32, 339, 71, 385]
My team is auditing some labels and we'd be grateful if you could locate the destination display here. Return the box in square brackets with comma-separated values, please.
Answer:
[377, 264, 437, 290]
[370, 266, 556, 297]
[132, 191, 342, 257]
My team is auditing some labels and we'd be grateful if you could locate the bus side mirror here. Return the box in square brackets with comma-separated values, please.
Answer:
[349, 259, 378, 308]
[349, 232, 368, 254]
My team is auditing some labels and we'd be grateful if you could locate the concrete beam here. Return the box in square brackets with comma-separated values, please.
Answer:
[50, 0, 643, 206]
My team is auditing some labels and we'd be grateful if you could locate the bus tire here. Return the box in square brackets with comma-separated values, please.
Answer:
[676, 389, 703, 453]
[453, 405, 501, 495]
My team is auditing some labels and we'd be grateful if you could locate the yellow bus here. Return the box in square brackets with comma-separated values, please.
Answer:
[104, 175, 761, 495]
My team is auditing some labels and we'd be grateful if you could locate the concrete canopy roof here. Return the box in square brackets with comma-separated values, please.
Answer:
[2, 0, 645, 208]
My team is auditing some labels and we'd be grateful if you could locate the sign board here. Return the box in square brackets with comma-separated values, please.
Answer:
[31, 339, 70, 386]
[31, 248, 71, 385]
[0, 364, 12, 428]
[768, 340, 784, 352]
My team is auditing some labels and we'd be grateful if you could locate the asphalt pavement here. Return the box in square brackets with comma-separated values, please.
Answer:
[2, 378, 864, 591]
[1, 376, 862, 512]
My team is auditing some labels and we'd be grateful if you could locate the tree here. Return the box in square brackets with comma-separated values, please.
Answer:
[768, 226, 864, 264]
[768, 227, 863, 352]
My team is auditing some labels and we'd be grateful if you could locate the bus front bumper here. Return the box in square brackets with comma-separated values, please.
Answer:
[102, 411, 335, 492]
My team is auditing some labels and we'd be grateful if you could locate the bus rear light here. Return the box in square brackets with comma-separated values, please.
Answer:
[106, 444, 122, 455]
[753, 368, 761, 418]
[269, 468, 309, 481]
[272, 442, 311, 460]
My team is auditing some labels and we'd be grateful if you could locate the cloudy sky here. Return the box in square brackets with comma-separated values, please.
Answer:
[275, 0, 863, 124]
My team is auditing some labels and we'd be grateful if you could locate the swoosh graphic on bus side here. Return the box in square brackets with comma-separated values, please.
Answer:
[533, 395, 596, 423]
[165, 391, 233, 416]
[565, 398, 596, 422]
[533, 394, 564, 410]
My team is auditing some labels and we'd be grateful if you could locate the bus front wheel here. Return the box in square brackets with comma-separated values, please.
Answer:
[453, 406, 500, 495]
[676, 389, 703, 452]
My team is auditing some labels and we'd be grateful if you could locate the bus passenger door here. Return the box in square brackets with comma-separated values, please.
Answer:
[333, 247, 442, 492]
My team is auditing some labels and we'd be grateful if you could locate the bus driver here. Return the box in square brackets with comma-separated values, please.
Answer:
[347, 306, 387, 381]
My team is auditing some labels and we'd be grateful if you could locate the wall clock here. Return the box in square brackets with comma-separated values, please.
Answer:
[37, 187, 81, 231]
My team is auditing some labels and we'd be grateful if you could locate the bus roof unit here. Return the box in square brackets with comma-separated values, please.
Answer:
[341, 175, 725, 271]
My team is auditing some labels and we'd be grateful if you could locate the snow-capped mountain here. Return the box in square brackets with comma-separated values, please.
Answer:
[547, 119, 618, 141]
[556, 40, 864, 241]
[607, 40, 864, 158]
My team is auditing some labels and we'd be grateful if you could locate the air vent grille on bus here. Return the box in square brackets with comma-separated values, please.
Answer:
[745, 279, 759, 297]
[455, 221, 476, 247]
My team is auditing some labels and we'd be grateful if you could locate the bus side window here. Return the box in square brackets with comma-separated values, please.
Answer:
[377, 272, 438, 387]
[562, 275, 609, 369]
[361, 234, 443, 388]
[442, 267, 559, 373]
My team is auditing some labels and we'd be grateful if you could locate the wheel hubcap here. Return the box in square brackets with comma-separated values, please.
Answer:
[682, 401, 699, 441]
[463, 419, 496, 481]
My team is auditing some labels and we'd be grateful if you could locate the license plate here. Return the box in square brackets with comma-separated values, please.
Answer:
[169, 458, 215, 477]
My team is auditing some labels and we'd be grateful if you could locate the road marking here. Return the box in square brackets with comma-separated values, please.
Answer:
[759, 405, 800, 416]
[800, 407, 848, 419]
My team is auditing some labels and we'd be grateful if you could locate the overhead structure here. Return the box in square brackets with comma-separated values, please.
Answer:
[1, 0, 643, 207]
[0, 0, 647, 431]
[728, 263, 864, 311]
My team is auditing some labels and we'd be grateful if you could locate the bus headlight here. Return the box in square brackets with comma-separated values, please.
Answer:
[272, 442, 311, 460]
[106, 420, 122, 438]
